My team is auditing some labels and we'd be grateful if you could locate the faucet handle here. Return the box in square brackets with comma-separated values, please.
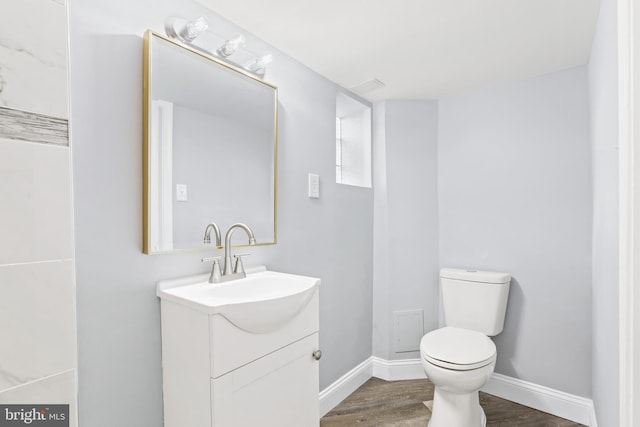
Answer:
[233, 253, 250, 274]
[202, 256, 222, 283]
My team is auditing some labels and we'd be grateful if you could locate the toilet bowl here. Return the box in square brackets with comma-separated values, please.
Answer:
[421, 326, 497, 427]
[420, 268, 510, 427]
[420, 268, 510, 426]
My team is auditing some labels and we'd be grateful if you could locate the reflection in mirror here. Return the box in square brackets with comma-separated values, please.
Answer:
[143, 30, 277, 254]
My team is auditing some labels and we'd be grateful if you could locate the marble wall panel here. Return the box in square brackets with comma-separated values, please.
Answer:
[0, 138, 73, 264]
[0, 260, 76, 391]
[0, 0, 69, 119]
[0, 370, 77, 427]
[0, 107, 68, 145]
[0, 0, 76, 423]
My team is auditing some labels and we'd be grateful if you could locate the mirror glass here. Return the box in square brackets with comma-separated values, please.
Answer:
[143, 31, 277, 254]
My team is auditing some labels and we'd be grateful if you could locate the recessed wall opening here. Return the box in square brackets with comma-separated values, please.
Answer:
[336, 91, 372, 188]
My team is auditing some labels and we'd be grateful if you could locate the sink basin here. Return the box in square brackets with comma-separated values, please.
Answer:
[157, 269, 320, 333]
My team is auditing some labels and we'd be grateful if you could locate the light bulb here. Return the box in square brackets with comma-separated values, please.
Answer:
[256, 53, 273, 67]
[180, 17, 208, 42]
[217, 34, 246, 57]
[245, 53, 273, 78]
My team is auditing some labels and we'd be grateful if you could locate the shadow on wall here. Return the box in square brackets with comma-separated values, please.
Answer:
[491, 277, 524, 378]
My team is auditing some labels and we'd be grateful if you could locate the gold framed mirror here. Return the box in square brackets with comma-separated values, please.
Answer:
[143, 30, 277, 254]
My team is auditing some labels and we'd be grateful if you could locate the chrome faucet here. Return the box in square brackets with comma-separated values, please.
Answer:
[203, 223, 256, 283]
[223, 223, 256, 277]
[203, 222, 221, 246]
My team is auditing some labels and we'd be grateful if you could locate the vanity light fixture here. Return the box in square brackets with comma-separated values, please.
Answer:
[216, 34, 246, 58]
[163, 16, 273, 79]
[164, 16, 209, 44]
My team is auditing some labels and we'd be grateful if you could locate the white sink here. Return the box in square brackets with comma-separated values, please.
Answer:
[157, 268, 320, 333]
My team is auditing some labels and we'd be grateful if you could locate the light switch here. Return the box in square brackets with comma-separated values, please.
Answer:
[308, 174, 320, 198]
[176, 184, 188, 201]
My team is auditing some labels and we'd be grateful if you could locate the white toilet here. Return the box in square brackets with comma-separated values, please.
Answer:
[420, 268, 511, 427]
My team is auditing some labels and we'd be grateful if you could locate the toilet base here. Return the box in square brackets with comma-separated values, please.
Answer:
[428, 387, 486, 427]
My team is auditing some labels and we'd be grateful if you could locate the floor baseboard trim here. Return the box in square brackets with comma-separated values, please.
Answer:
[371, 356, 426, 381]
[320, 358, 596, 426]
[319, 357, 373, 417]
[482, 372, 595, 426]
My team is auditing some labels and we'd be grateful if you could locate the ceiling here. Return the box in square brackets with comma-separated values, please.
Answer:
[196, 0, 601, 102]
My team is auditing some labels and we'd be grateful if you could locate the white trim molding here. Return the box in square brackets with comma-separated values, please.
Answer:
[320, 358, 596, 426]
[319, 357, 372, 417]
[618, 0, 639, 425]
[482, 373, 596, 426]
[371, 357, 426, 381]
[149, 99, 174, 252]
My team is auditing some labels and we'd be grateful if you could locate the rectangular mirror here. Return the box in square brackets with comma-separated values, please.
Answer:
[143, 30, 277, 254]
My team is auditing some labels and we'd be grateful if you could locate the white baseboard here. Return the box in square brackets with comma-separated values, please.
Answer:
[319, 357, 372, 417]
[320, 357, 597, 426]
[481, 372, 596, 426]
[371, 356, 426, 381]
[319, 357, 425, 417]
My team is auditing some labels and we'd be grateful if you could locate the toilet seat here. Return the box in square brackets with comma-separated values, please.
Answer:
[421, 326, 496, 371]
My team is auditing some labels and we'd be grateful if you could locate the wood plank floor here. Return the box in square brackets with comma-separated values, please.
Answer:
[320, 378, 585, 427]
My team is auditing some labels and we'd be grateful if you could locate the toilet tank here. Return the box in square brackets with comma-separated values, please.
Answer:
[441, 268, 511, 336]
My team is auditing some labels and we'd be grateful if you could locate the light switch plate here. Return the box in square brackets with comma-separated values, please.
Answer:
[308, 174, 320, 198]
[176, 184, 188, 201]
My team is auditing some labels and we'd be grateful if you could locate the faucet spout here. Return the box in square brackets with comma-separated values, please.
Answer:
[203, 222, 221, 246]
[223, 223, 256, 275]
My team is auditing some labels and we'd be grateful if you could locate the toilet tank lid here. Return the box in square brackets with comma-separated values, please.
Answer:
[440, 268, 510, 284]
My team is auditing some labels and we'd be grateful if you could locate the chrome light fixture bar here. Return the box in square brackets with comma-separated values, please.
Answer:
[163, 16, 273, 79]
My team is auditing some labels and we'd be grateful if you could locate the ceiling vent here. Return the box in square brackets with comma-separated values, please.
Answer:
[349, 78, 385, 95]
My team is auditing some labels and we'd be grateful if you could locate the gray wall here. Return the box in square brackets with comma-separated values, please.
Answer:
[67, 0, 612, 422]
[68, 1, 372, 425]
[438, 67, 593, 397]
[588, 0, 619, 423]
[373, 100, 440, 360]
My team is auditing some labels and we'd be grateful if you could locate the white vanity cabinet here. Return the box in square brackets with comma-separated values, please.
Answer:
[157, 270, 321, 427]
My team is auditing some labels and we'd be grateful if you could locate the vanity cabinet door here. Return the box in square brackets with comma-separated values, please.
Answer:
[211, 332, 320, 427]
